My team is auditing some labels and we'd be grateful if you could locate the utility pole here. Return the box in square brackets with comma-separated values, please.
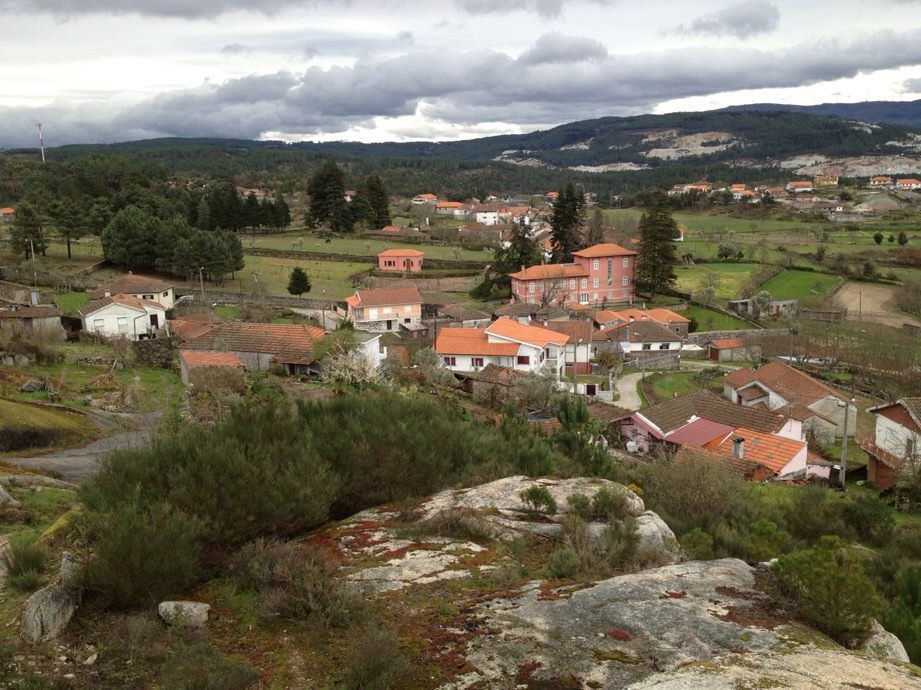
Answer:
[28, 239, 36, 288]
[839, 396, 854, 491]
[37, 123, 45, 164]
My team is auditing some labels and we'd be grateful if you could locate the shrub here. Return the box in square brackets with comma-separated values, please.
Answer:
[81, 498, 202, 608]
[341, 627, 412, 690]
[746, 519, 791, 562]
[786, 486, 846, 542]
[547, 547, 581, 579]
[880, 566, 921, 664]
[2, 536, 48, 592]
[159, 640, 259, 690]
[230, 539, 360, 628]
[566, 493, 592, 520]
[679, 528, 714, 559]
[560, 514, 638, 577]
[519, 486, 557, 515]
[773, 536, 878, 644]
[843, 495, 895, 545]
[409, 509, 495, 542]
[592, 488, 630, 521]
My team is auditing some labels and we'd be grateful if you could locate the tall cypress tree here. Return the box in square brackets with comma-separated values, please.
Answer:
[550, 182, 585, 263]
[636, 197, 679, 297]
[363, 174, 391, 229]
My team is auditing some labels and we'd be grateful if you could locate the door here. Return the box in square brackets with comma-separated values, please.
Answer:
[149, 313, 159, 328]
[586, 384, 597, 397]
[386, 320, 393, 330]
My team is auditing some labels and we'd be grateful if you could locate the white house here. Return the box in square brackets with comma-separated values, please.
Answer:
[79, 294, 168, 341]
[860, 398, 921, 490]
[605, 319, 682, 357]
[89, 273, 175, 309]
[412, 193, 438, 205]
[435, 316, 568, 379]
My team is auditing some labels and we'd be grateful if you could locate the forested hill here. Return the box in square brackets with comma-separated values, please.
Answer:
[721, 99, 921, 130]
[3, 109, 921, 198]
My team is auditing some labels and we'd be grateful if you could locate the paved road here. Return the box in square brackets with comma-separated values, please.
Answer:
[615, 372, 647, 411]
[3, 413, 160, 484]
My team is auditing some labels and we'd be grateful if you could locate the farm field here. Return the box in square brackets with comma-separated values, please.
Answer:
[674, 262, 754, 301]
[683, 304, 754, 331]
[833, 281, 921, 329]
[247, 233, 491, 261]
[758, 269, 839, 300]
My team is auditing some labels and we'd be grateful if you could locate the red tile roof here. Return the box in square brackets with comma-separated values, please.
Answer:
[571, 243, 637, 258]
[79, 294, 166, 317]
[594, 307, 688, 326]
[436, 328, 520, 356]
[348, 286, 422, 307]
[543, 319, 593, 343]
[486, 317, 569, 348]
[508, 263, 587, 281]
[725, 360, 842, 407]
[90, 273, 172, 299]
[0, 306, 61, 319]
[180, 350, 244, 367]
[634, 390, 785, 436]
[710, 338, 744, 349]
[413, 193, 437, 200]
[704, 427, 805, 474]
[664, 418, 734, 447]
[377, 248, 423, 257]
[183, 322, 325, 363]
[170, 318, 216, 341]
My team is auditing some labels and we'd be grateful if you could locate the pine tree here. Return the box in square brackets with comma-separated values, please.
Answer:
[550, 183, 584, 263]
[272, 193, 291, 229]
[52, 198, 86, 259]
[363, 174, 391, 228]
[307, 160, 351, 232]
[10, 202, 47, 258]
[244, 192, 260, 230]
[287, 267, 312, 296]
[636, 197, 679, 297]
[195, 197, 211, 231]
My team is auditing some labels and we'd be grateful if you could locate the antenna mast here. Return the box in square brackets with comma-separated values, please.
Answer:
[37, 123, 45, 163]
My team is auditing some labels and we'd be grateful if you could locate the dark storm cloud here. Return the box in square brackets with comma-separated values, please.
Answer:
[673, 1, 781, 38]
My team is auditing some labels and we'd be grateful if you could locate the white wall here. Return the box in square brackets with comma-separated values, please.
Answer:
[876, 414, 921, 459]
[83, 303, 166, 341]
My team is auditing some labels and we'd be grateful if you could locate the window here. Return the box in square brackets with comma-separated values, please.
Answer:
[580, 278, 588, 289]
[593, 259, 599, 269]
[404, 305, 411, 313]
[528, 281, 535, 293]
[527, 296, 535, 304]
[622, 257, 629, 268]
[443, 356, 456, 366]
[622, 275, 629, 286]
[569, 279, 575, 290]
[162, 291, 169, 297]
[93, 319, 104, 330]
[383, 306, 392, 314]
[517, 355, 530, 365]
[607, 259, 613, 285]
[592, 278, 599, 288]
[659, 343, 670, 350]
[579, 293, 589, 304]
[558, 280, 566, 290]
[642, 343, 651, 351]
[117, 316, 128, 333]
[472, 357, 484, 367]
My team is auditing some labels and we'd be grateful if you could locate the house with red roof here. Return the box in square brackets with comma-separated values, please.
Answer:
[508, 243, 637, 307]
[342, 286, 423, 333]
[412, 193, 438, 205]
[435, 316, 569, 378]
[592, 307, 690, 337]
[90, 272, 175, 308]
[79, 294, 169, 341]
[435, 201, 469, 219]
[708, 337, 751, 362]
[785, 180, 814, 193]
[859, 398, 921, 490]
[724, 360, 853, 442]
[377, 248, 423, 273]
[0, 207, 14, 224]
[896, 178, 921, 191]
[182, 321, 326, 374]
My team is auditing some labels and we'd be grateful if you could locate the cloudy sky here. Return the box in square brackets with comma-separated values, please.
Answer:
[1, 0, 920, 147]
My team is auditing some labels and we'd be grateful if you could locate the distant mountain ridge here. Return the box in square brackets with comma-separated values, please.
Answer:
[720, 99, 921, 130]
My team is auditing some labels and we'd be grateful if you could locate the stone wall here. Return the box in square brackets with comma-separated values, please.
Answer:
[686, 328, 789, 346]
[132, 336, 178, 369]
[244, 247, 488, 270]
[175, 289, 346, 311]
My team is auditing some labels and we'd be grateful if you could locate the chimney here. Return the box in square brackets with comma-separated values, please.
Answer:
[629, 315, 635, 322]
[731, 436, 745, 460]
[641, 313, 648, 320]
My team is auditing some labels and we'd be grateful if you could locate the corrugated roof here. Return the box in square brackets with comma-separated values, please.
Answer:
[349, 286, 422, 307]
[180, 350, 244, 367]
[435, 328, 520, 356]
[486, 317, 569, 348]
[571, 243, 637, 258]
[89, 273, 172, 299]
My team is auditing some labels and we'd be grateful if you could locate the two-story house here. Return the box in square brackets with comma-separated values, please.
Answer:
[860, 398, 921, 490]
[342, 286, 423, 332]
[90, 273, 175, 309]
[435, 317, 569, 379]
[508, 243, 637, 307]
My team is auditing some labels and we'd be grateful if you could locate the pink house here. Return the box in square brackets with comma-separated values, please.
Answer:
[508, 243, 637, 307]
[378, 248, 423, 272]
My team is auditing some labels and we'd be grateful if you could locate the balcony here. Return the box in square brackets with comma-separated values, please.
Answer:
[857, 435, 904, 469]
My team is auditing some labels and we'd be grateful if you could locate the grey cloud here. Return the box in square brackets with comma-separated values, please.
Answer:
[904, 77, 921, 92]
[4, 27, 921, 146]
[518, 32, 607, 65]
[396, 30, 414, 44]
[673, 1, 780, 38]
[220, 42, 249, 54]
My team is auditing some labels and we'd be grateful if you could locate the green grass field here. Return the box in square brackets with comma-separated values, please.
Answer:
[758, 270, 839, 300]
[674, 263, 755, 301]
[684, 304, 753, 331]
[54, 291, 90, 315]
[247, 233, 491, 262]
[644, 371, 706, 404]
[0, 398, 98, 452]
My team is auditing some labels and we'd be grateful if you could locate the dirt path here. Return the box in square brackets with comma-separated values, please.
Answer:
[834, 281, 921, 329]
[615, 372, 646, 411]
[2, 412, 160, 483]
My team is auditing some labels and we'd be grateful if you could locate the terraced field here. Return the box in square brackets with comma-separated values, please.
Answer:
[0, 399, 97, 453]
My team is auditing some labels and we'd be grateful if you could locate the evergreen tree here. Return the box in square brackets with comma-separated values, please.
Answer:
[155, 216, 192, 274]
[550, 182, 584, 263]
[363, 174, 391, 228]
[587, 207, 605, 245]
[244, 192, 260, 230]
[195, 197, 211, 231]
[87, 198, 113, 234]
[636, 197, 679, 297]
[221, 230, 245, 278]
[494, 222, 540, 286]
[306, 160, 351, 232]
[272, 192, 291, 229]
[51, 198, 86, 259]
[10, 202, 47, 258]
[898, 231, 909, 246]
[287, 267, 312, 296]
[101, 205, 161, 270]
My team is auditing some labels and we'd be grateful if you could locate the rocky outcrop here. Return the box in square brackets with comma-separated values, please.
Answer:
[158, 601, 210, 627]
[21, 553, 81, 644]
[859, 619, 911, 663]
[0, 484, 20, 509]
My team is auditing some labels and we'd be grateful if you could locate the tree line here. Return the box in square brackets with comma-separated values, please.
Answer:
[306, 161, 390, 232]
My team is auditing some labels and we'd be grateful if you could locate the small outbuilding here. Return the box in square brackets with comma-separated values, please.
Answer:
[179, 350, 245, 393]
[0, 306, 66, 340]
[377, 248, 424, 272]
[708, 338, 756, 362]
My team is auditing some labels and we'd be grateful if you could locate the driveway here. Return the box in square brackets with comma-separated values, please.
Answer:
[615, 372, 646, 411]
[3, 412, 160, 484]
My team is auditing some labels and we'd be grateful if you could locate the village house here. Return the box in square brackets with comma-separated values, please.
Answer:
[435, 201, 469, 219]
[724, 360, 854, 442]
[785, 180, 815, 193]
[377, 248, 423, 273]
[859, 398, 921, 490]
[342, 286, 423, 333]
[868, 175, 894, 188]
[543, 319, 594, 374]
[435, 316, 568, 379]
[179, 350, 245, 393]
[814, 175, 839, 187]
[605, 319, 682, 359]
[437, 304, 492, 328]
[509, 243, 637, 307]
[592, 307, 690, 337]
[492, 301, 569, 325]
[0, 306, 66, 340]
[80, 294, 169, 341]
[896, 178, 921, 191]
[411, 193, 438, 205]
[667, 182, 713, 196]
[182, 322, 326, 374]
[90, 272, 175, 309]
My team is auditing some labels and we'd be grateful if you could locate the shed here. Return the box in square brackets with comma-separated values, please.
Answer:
[179, 350, 245, 393]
